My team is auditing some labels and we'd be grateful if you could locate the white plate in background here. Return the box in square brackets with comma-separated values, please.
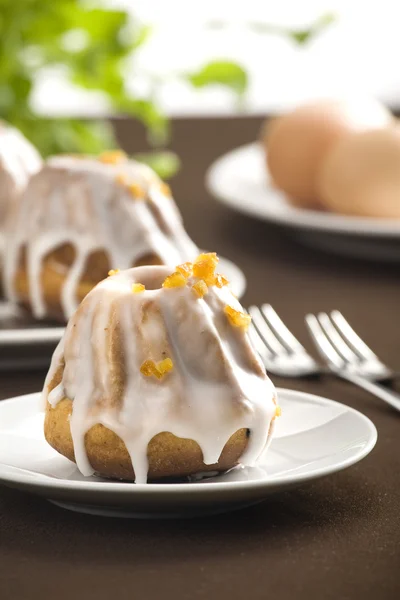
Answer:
[0, 389, 377, 518]
[207, 143, 400, 261]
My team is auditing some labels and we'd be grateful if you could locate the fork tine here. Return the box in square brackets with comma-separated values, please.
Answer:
[261, 304, 307, 353]
[305, 314, 345, 369]
[248, 306, 287, 355]
[317, 313, 359, 363]
[330, 311, 378, 360]
[248, 323, 274, 363]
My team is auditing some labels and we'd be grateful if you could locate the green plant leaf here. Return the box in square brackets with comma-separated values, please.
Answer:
[316, 12, 336, 29]
[131, 24, 153, 50]
[133, 151, 181, 180]
[286, 12, 336, 45]
[289, 29, 313, 44]
[67, 8, 128, 43]
[228, 12, 335, 46]
[187, 60, 248, 96]
[119, 98, 169, 145]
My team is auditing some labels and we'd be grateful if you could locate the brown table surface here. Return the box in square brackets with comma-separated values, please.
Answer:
[1, 117, 399, 600]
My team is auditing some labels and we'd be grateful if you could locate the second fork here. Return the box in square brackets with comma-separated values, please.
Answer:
[248, 304, 400, 412]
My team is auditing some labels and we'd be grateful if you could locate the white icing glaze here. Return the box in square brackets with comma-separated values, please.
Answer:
[42, 265, 277, 483]
[4, 155, 198, 319]
[0, 123, 41, 264]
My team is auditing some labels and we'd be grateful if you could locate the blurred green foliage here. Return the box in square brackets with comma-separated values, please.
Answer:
[188, 61, 248, 99]
[0, 1, 162, 148]
[246, 12, 336, 45]
[207, 12, 335, 45]
[132, 150, 181, 181]
[0, 1, 334, 178]
[0, 0, 171, 162]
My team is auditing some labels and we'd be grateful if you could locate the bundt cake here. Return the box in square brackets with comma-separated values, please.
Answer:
[42, 253, 278, 483]
[0, 122, 41, 266]
[4, 151, 198, 321]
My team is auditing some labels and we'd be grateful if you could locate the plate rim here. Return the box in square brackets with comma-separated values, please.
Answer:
[0, 388, 378, 495]
[206, 142, 400, 238]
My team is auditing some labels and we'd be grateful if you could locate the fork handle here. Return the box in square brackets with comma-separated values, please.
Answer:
[337, 371, 400, 412]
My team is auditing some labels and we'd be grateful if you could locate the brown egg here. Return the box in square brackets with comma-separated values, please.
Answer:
[263, 99, 392, 208]
[317, 127, 400, 218]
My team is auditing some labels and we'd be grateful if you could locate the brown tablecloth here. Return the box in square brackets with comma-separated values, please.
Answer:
[1, 117, 399, 600]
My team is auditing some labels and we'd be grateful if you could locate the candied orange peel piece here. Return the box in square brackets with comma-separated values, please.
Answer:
[140, 360, 161, 379]
[108, 269, 120, 277]
[214, 273, 229, 288]
[160, 182, 171, 197]
[116, 173, 128, 185]
[128, 183, 146, 200]
[192, 280, 208, 298]
[140, 358, 174, 379]
[194, 252, 218, 267]
[99, 150, 127, 164]
[140, 360, 155, 377]
[157, 358, 174, 375]
[162, 271, 187, 288]
[176, 262, 193, 278]
[132, 283, 145, 293]
[275, 406, 282, 417]
[224, 305, 251, 330]
[193, 252, 219, 285]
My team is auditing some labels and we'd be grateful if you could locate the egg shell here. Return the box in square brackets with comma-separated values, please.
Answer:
[263, 99, 392, 208]
[317, 126, 400, 218]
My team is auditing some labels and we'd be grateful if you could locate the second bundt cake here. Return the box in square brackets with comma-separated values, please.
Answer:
[4, 151, 198, 321]
[42, 253, 278, 483]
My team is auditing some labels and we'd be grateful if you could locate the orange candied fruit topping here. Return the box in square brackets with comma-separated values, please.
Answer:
[176, 262, 193, 279]
[140, 358, 174, 379]
[132, 283, 145, 293]
[128, 183, 146, 199]
[275, 406, 282, 417]
[108, 269, 120, 277]
[224, 305, 251, 331]
[193, 252, 219, 285]
[98, 150, 127, 164]
[214, 273, 229, 288]
[160, 182, 171, 197]
[192, 279, 208, 298]
[157, 358, 174, 375]
[116, 173, 128, 185]
[140, 360, 159, 378]
[162, 271, 187, 288]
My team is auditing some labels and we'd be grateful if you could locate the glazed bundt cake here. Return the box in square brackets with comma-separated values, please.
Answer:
[0, 122, 41, 266]
[4, 151, 198, 321]
[42, 253, 278, 483]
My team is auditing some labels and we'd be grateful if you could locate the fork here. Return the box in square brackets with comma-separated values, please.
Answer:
[248, 304, 400, 412]
[306, 311, 400, 411]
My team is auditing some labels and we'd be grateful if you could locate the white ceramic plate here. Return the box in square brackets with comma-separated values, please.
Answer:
[207, 143, 400, 260]
[0, 389, 377, 518]
[0, 255, 246, 369]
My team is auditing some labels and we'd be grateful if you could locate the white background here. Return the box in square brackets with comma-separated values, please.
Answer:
[32, 0, 400, 117]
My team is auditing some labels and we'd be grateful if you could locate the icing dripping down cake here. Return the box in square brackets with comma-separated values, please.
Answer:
[0, 122, 42, 267]
[42, 254, 278, 483]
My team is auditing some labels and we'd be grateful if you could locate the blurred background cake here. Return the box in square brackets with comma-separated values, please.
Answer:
[4, 152, 199, 321]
